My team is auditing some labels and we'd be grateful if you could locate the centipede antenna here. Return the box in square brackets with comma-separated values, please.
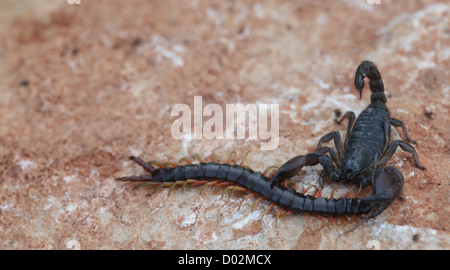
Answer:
[128, 156, 156, 173]
[115, 175, 153, 182]
[133, 181, 163, 189]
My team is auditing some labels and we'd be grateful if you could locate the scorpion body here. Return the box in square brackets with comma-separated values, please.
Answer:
[117, 61, 425, 223]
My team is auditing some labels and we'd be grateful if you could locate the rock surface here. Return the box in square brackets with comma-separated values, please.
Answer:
[0, 0, 448, 249]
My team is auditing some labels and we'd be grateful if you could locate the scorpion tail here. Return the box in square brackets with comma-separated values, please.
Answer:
[354, 61, 386, 103]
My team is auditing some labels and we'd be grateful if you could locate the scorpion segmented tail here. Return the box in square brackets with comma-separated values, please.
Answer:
[354, 60, 386, 103]
[116, 157, 373, 216]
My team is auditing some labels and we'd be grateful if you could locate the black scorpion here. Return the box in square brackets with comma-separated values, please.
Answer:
[116, 61, 426, 225]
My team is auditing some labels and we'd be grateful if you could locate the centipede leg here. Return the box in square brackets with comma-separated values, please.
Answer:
[275, 208, 292, 227]
[349, 215, 360, 224]
[221, 185, 247, 198]
[260, 202, 275, 220]
[200, 180, 221, 195]
[305, 213, 314, 234]
[238, 193, 257, 210]
[239, 151, 251, 167]
[227, 151, 236, 164]
[344, 186, 355, 199]
[181, 180, 197, 192]
[168, 181, 183, 195]
[316, 214, 330, 231]
[251, 197, 264, 212]
[178, 157, 192, 164]
[216, 181, 235, 187]
[164, 161, 178, 168]
[194, 154, 204, 163]
[340, 216, 348, 226]
[149, 160, 166, 169]
[262, 165, 279, 177]
[229, 186, 248, 198]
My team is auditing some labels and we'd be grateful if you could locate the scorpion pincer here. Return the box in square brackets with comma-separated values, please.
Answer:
[116, 61, 426, 226]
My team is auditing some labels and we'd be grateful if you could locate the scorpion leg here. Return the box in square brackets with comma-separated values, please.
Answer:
[315, 146, 341, 186]
[316, 131, 343, 160]
[379, 140, 426, 170]
[315, 147, 339, 165]
[389, 118, 417, 144]
[269, 153, 342, 188]
[335, 111, 355, 151]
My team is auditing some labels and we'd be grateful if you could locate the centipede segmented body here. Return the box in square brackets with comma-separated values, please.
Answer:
[118, 157, 374, 216]
[116, 61, 426, 229]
